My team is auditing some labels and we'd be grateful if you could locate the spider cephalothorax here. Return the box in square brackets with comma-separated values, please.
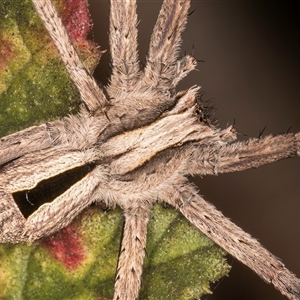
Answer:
[0, 0, 300, 299]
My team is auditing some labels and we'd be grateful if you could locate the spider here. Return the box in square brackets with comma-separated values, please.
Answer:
[0, 0, 299, 299]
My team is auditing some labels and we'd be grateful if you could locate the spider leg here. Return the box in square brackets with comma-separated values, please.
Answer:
[23, 165, 108, 241]
[0, 147, 103, 242]
[0, 110, 107, 165]
[109, 0, 140, 92]
[143, 0, 197, 90]
[0, 190, 26, 243]
[31, 0, 108, 112]
[0, 124, 52, 165]
[171, 55, 198, 87]
[185, 133, 299, 176]
[113, 205, 149, 300]
[0, 147, 98, 191]
[162, 183, 300, 300]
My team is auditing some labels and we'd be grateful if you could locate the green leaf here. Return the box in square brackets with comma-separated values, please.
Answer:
[0, 205, 229, 300]
[0, 0, 100, 136]
[0, 1, 230, 299]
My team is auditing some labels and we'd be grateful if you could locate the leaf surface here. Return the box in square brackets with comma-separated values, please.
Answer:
[0, 206, 229, 300]
[0, 0, 100, 136]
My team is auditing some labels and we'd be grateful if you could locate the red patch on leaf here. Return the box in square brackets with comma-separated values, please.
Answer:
[60, 0, 93, 41]
[0, 37, 14, 70]
[42, 224, 86, 270]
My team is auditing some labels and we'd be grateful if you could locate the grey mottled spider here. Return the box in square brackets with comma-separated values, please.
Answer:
[0, 0, 300, 299]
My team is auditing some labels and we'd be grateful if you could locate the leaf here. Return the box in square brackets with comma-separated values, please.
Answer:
[0, 205, 229, 300]
[0, 0, 100, 136]
[0, 1, 230, 299]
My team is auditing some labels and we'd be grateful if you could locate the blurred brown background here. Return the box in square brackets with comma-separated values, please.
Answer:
[89, 1, 300, 299]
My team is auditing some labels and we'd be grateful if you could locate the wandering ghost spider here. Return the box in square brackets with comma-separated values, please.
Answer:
[0, 0, 300, 299]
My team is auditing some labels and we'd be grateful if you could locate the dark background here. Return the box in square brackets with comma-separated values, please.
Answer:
[89, 1, 300, 299]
